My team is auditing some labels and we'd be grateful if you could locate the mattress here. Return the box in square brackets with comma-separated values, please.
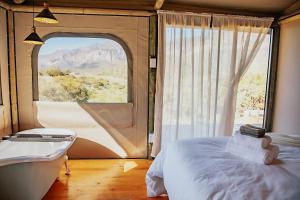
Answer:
[146, 137, 300, 200]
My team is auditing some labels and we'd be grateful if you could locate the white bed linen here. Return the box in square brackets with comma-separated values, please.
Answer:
[267, 132, 300, 147]
[146, 137, 300, 200]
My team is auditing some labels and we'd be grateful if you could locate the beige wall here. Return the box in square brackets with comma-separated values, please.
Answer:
[272, 18, 300, 135]
[14, 12, 149, 158]
[0, 7, 12, 136]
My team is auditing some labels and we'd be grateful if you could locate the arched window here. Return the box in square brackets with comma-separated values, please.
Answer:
[32, 33, 132, 103]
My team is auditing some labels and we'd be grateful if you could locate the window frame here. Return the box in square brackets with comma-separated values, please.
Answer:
[0, 62, 2, 106]
[32, 32, 133, 103]
[263, 27, 278, 131]
[234, 30, 273, 129]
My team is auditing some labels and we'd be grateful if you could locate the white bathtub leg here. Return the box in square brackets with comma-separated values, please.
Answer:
[64, 155, 70, 175]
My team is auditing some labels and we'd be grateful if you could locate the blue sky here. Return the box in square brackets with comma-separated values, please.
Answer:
[39, 37, 107, 55]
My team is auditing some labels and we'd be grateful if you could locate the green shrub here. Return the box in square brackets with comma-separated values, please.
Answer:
[38, 67, 127, 103]
[39, 87, 72, 101]
[45, 67, 70, 77]
[58, 76, 90, 102]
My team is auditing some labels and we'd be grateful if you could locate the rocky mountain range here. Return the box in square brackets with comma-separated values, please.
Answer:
[38, 42, 127, 70]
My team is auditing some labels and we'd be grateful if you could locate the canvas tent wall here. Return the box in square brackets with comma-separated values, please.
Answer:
[273, 17, 300, 135]
[13, 12, 149, 158]
[0, 7, 12, 137]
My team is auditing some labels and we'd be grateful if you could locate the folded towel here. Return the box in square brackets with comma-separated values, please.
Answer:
[270, 145, 279, 159]
[240, 124, 265, 138]
[233, 131, 272, 149]
[225, 137, 279, 165]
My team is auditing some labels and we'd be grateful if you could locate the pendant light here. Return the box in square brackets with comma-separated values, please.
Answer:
[23, 0, 44, 45]
[23, 26, 44, 45]
[34, 2, 58, 24]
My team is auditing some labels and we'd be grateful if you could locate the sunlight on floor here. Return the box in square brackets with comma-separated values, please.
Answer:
[34, 101, 128, 158]
[44, 159, 168, 200]
[123, 161, 138, 172]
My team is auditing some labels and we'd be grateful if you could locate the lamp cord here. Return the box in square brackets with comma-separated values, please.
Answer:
[32, 0, 35, 28]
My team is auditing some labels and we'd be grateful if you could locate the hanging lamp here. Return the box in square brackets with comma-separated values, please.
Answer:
[23, 0, 44, 45]
[23, 26, 44, 45]
[34, 2, 58, 24]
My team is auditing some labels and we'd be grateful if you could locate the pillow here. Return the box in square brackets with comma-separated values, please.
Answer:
[267, 132, 300, 147]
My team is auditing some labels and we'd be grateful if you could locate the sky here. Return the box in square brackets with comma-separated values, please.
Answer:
[39, 37, 109, 55]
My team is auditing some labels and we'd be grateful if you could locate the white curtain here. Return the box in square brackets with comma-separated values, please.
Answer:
[214, 15, 273, 135]
[151, 11, 273, 157]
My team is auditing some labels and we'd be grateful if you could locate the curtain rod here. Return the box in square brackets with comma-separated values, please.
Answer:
[157, 10, 211, 17]
[157, 10, 274, 21]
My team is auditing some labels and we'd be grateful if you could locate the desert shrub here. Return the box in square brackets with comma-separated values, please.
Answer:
[45, 67, 70, 77]
[96, 79, 110, 88]
[57, 76, 90, 102]
[238, 73, 266, 112]
[39, 86, 72, 102]
[39, 66, 127, 103]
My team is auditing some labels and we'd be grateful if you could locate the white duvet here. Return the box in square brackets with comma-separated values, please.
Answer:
[146, 137, 300, 200]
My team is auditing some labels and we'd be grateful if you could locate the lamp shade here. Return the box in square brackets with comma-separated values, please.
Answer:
[23, 27, 44, 45]
[34, 2, 58, 24]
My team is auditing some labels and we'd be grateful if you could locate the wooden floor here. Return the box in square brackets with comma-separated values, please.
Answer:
[43, 159, 168, 200]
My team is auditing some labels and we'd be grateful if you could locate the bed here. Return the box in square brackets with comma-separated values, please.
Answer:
[146, 135, 300, 200]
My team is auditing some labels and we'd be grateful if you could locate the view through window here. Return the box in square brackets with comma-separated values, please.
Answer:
[162, 27, 271, 136]
[38, 36, 128, 103]
[234, 33, 271, 130]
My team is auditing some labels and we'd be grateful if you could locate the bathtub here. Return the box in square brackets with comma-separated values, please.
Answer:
[0, 128, 76, 200]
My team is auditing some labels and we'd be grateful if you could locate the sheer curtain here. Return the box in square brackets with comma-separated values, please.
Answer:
[151, 11, 273, 157]
[214, 15, 273, 135]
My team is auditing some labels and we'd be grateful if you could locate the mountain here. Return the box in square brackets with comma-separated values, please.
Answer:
[38, 41, 127, 70]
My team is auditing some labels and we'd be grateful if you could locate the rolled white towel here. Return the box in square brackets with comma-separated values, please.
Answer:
[270, 145, 279, 159]
[225, 138, 279, 165]
[233, 131, 272, 149]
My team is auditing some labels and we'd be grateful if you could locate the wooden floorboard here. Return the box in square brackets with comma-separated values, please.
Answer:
[43, 159, 168, 200]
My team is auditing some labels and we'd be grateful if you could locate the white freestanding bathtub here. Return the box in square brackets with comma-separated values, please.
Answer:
[0, 128, 76, 200]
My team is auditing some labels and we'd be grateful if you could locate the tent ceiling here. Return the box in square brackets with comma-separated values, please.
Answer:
[16, 0, 157, 10]
[4, 0, 299, 16]
[166, 0, 297, 14]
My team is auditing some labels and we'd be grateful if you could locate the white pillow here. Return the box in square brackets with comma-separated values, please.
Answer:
[267, 132, 300, 147]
